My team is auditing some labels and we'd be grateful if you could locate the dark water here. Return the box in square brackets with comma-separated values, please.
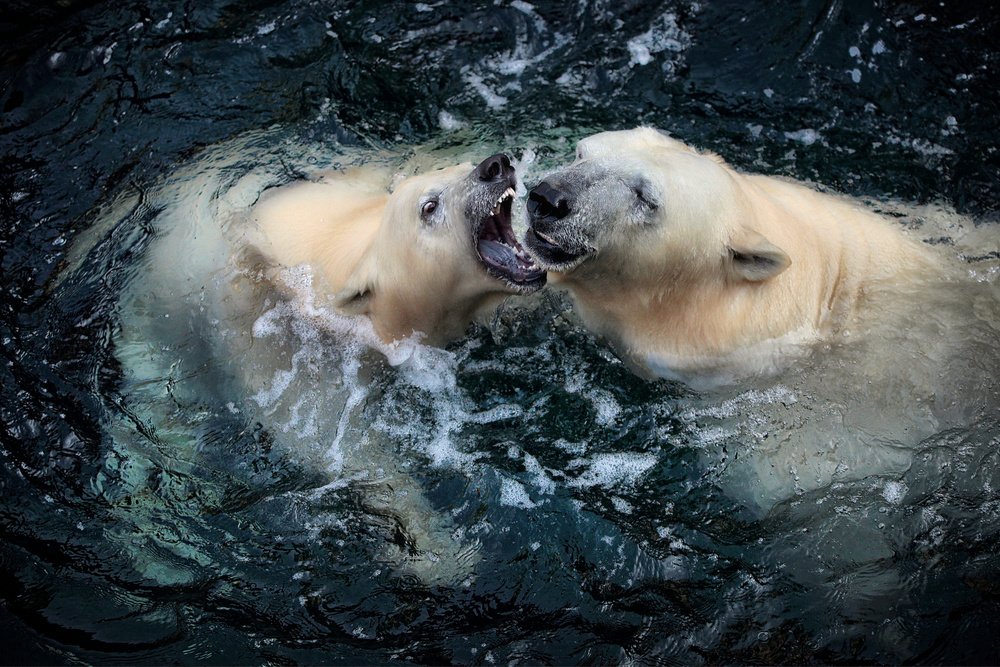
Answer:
[3, 1, 1000, 664]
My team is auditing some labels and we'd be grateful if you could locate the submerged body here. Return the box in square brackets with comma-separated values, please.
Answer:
[525, 127, 942, 384]
[96, 138, 545, 586]
[525, 127, 1000, 514]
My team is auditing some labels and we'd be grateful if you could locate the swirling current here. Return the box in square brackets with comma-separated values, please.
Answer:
[2, 1, 1000, 664]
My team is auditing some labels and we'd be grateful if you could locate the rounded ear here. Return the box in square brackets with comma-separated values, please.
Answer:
[332, 285, 372, 316]
[726, 229, 791, 282]
[332, 254, 378, 316]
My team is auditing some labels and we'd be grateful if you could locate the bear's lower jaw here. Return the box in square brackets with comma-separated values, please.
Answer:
[523, 228, 591, 271]
[477, 238, 546, 291]
[474, 192, 546, 292]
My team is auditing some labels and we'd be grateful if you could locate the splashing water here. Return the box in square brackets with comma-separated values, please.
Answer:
[2, 1, 1000, 664]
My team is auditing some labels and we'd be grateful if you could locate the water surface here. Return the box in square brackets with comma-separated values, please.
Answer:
[2, 1, 1000, 663]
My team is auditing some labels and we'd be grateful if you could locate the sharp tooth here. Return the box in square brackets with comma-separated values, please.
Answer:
[535, 230, 559, 246]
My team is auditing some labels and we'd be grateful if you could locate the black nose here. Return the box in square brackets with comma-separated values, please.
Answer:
[527, 181, 572, 221]
[477, 153, 513, 183]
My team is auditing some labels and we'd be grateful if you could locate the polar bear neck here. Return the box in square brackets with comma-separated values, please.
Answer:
[367, 285, 505, 347]
[253, 176, 388, 293]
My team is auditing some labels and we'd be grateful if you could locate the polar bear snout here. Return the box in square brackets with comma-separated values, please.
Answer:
[467, 155, 547, 292]
[524, 180, 593, 272]
[527, 181, 573, 222]
[476, 153, 514, 184]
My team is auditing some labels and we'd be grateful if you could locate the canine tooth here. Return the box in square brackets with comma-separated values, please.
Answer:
[535, 230, 559, 246]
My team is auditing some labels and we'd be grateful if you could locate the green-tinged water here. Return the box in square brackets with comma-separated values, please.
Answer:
[2, 1, 999, 664]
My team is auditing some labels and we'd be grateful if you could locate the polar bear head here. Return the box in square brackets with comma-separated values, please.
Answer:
[523, 127, 790, 285]
[255, 153, 546, 346]
[377, 154, 545, 293]
[338, 153, 546, 344]
[521, 127, 803, 381]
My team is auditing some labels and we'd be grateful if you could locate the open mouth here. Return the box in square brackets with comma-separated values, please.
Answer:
[476, 187, 546, 291]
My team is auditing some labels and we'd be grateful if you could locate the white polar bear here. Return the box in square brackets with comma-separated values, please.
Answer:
[250, 153, 544, 345]
[75, 136, 546, 587]
[523, 127, 1000, 515]
[523, 126, 941, 385]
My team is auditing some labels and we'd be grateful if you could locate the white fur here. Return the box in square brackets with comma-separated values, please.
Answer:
[529, 128, 1000, 516]
[95, 138, 533, 586]
[532, 127, 943, 382]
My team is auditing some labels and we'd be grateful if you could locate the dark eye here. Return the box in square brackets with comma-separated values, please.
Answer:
[421, 199, 438, 218]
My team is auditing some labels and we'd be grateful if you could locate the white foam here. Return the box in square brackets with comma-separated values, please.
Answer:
[515, 147, 536, 167]
[254, 365, 296, 409]
[785, 129, 823, 146]
[627, 41, 653, 67]
[100, 43, 115, 66]
[555, 70, 578, 86]
[684, 385, 797, 421]
[611, 496, 634, 514]
[587, 389, 622, 426]
[251, 302, 288, 339]
[565, 371, 585, 393]
[500, 477, 537, 508]
[881, 133, 955, 157]
[523, 453, 556, 496]
[569, 452, 659, 489]
[463, 70, 509, 109]
[438, 110, 466, 131]
[626, 13, 690, 73]
[498, 59, 529, 76]
[554, 438, 587, 455]
[882, 480, 907, 505]
[469, 404, 524, 424]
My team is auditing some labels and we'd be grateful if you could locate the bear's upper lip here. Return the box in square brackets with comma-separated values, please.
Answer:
[523, 227, 592, 270]
[475, 187, 546, 291]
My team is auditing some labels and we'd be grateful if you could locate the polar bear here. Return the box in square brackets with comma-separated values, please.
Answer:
[523, 126, 941, 385]
[80, 139, 546, 588]
[521, 127, 1000, 516]
[251, 152, 545, 344]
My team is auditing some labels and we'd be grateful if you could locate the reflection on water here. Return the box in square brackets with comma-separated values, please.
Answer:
[2, 0, 1000, 664]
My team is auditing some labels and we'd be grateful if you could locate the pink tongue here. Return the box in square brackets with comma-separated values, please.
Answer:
[477, 239, 543, 282]
[478, 239, 521, 272]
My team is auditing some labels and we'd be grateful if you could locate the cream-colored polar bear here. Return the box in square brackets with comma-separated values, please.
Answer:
[88, 142, 545, 589]
[524, 127, 940, 385]
[252, 153, 544, 344]
[239, 153, 544, 582]
[523, 127, 1000, 516]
